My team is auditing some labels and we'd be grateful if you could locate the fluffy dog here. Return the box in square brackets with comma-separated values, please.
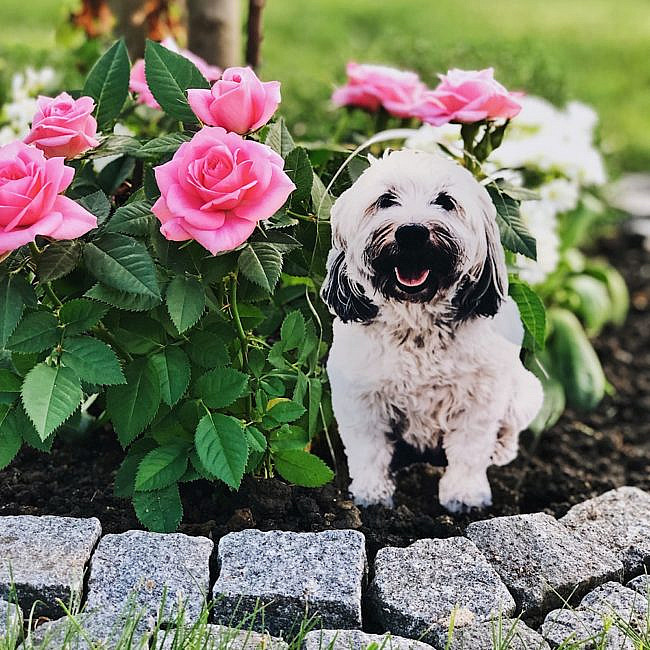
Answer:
[321, 149, 543, 512]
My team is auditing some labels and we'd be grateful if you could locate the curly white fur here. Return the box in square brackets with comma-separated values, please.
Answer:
[321, 150, 543, 512]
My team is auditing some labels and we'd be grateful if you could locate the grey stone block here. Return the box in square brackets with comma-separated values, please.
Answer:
[466, 513, 623, 619]
[0, 599, 21, 639]
[444, 618, 550, 650]
[85, 530, 213, 624]
[627, 574, 650, 596]
[368, 537, 515, 645]
[302, 629, 433, 650]
[560, 486, 650, 575]
[541, 581, 648, 649]
[156, 624, 288, 649]
[0, 515, 101, 617]
[212, 529, 367, 637]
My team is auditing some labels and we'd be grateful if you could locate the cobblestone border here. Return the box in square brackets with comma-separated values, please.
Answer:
[1, 486, 649, 648]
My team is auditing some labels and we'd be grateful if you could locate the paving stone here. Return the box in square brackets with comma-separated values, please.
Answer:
[156, 624, 288, 649]
[0, 599, 21, 639]
[444, 618, 550, 650]
[302, 629, 433, 649]
[541, 581, 648, 649]
[0, 515, 101, 617]
[560, 486, 650, 575]
[466, 513, 623, 619]
[627, 574, 650, 596]
[368, 537, 515, 645]
[85, 530, 212, 624]
[212, 529, 367, 637]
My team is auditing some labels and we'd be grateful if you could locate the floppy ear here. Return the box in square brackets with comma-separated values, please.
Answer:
[453, 190, 508, 320]
[320, 248, 378, 323]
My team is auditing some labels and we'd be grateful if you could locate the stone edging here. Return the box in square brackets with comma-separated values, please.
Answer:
[0, 486, 649, 649]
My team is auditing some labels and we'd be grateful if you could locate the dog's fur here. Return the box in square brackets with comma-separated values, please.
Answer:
[321, 150, 543, 512]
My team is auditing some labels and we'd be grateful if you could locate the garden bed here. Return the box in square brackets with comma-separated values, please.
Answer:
[1, 229, 648, 559]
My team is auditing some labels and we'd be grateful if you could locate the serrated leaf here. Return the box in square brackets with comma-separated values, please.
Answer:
[0, 369, 21, 393]
[273, 449, 333, 487]
[281, 311, 306, 351]
[105, 200, 155, 236]
[21, 364, 82, 439]
[245, 425, 266, 453]
[61, 336, 125, 385]
[195, 412, 248, 488]
[0, 274, 28, 347]
[254, 230, 301, 252]
[59, 299, 108, 334]
[0, 404, 22, 469]
[76, 190, 111, 226]
[264, 118, 295, 157]
[83, 39, 130, 130]
[84, 233, 161, 298]
[185, 331, 229, 367]
[269, 424, 308, 452]
[311, 174, 333, 221]
[487, 185, 537, 260]
[136, 132, 192, 159]
[135, 443, 188, 491]
[238, 243, 283, 293]
[194, 367, 248, 409]
[85, 283, 162, 311]
[133, 483, 183, 532]
[88, 134, 141, 159]
[284, 147, 313, 205]
[144, 40, 209, 123]
[7, 312, 59, 353]
[114, 439, 156, 498]
[166, 276, 206, 333]
[36, 240, 82, 282]
[151, 347, 190, 406]
[263, 210, 299, 229]
[266, 399, 306, 424]
[107, 358, 161, 446]
[509, 281, 547, 350]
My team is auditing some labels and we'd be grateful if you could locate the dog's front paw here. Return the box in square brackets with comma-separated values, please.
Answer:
[438, 470, 492, 513]
[349, 476, 395, 508]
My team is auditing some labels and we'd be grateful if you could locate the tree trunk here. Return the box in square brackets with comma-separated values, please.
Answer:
[109, 0, 149, 60]
[245, 0, 265, 69]
[187, 0, 241, 69]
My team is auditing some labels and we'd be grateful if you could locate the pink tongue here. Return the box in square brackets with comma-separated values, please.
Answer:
[395, 267, 430, 287]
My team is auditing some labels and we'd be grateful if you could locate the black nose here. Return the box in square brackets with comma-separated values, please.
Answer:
[395, 223, 429, 248]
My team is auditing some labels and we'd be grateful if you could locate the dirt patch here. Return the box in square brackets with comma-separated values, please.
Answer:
[1, 231, 649, 559]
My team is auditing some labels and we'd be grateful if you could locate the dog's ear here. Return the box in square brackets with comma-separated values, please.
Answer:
[453, 189, 508, 320]
[321, 248, 378, 323]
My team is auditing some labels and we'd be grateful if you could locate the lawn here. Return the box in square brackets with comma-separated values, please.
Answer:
[1, 0, 649, 173]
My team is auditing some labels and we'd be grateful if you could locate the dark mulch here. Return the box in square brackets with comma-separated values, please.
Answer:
[2, 230, 649, 559]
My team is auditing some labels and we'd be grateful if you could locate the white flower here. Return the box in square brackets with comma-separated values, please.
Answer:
[405, 123, 462, 155]
[92, 123, 136, 173]
[516, 199, 561, 285]
[539, 178, 579, 213]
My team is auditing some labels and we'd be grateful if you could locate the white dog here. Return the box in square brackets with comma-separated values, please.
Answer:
[321, 150, 543, 512]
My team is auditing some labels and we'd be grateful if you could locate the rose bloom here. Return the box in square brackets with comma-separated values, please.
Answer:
[0, 141, 97, 255]
[152, 127, 295, 255]
[23, 92, 99, 159]
[130, 38, 222, 109]
[331, 62, 425, 118]
[188, 67, 280, 134]
[412, 68, 522, 126]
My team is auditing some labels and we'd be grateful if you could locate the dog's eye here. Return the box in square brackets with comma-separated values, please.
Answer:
[377, 192, 400, 209]
[433, 192, 456, 211]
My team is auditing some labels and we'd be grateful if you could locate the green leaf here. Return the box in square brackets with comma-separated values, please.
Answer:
[136, 132, 192, 159]
[59, 299, 108, 335]
[76, 190, 111, 226]
[284, 147, 312, 205]
[114, 439, 156, 498]
[21, 364, 82, 439]
[185, 331, 229, 367]
[0, 404, 21, 469]
[264, 118, 295, 157]
[105, 200, 155, 236]
[135, 443, 188, 491]
[509, 280, 546, 350]
[144, 39, 209, 123]
[107, 358, 161, 446]
[166, 276, 206, 334]
[273, 449, 333, 487]
[85, 283, 162, 311]
[84, 233, 161, 298]
[311, 174, 333, 221]
[0, 274, 28, 347]
[88, 134, 141, 159]
[266, 399, 306, 424]
[269, 424, 308, 452]
[0, 369, 21, 393]
[83, 39, 130, 130]
[194, 367, 248, 409]
[487, 185, 536, 260]
[151, 347, 190, 406]
[238, 243, 283, 293]
[245, 425, 266, 453]
[195, 412, 248, 488]
[281, 311, 306, 351]
[61, 336, 125, 385]
[7, 312, 59, 354]
[133, 483, 183, 532]
[36, 240, 83, 282]
[11, 352, 38, 377]
[308, 378, 322, 438]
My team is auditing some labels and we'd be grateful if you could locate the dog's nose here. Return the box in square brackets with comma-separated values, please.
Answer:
[395, 223, 429, 248]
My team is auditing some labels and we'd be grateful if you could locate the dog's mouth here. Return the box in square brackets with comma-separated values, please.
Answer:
[394, 265, 431, 293]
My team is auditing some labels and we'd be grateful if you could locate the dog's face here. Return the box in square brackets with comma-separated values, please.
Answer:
[321, 150, 507, 323]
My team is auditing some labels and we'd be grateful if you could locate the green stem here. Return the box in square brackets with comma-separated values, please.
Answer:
[44, 283, 62, 308]
[231, 274, 253, 417]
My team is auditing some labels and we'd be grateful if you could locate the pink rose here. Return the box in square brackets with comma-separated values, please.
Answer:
[331, 62, 425, 118]
[412, 68, 522, 126]
[0, 141, 97, 255]
[188, 67, 280, 134]
[130, 38, 222, 109]
[23, 92, 99, 159]
[152, 127, 295, 255]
